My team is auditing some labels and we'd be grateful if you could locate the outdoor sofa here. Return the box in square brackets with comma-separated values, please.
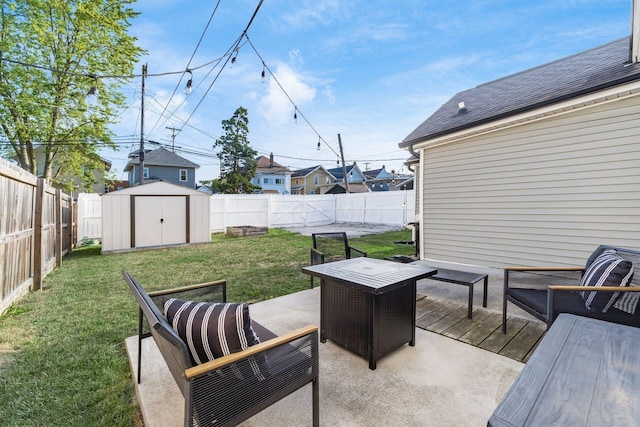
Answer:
[122, 271, 319, 427]
[502, 245, 640, 332]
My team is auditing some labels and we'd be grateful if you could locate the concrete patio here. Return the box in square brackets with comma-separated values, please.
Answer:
[126, 280, 525, 426]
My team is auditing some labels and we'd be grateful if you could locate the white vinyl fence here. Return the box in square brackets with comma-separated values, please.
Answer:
[77, 190, 415, 242]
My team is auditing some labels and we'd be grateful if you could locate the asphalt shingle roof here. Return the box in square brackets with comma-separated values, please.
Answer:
[401, 37, 640, 146]
[125, 147, 199, 170]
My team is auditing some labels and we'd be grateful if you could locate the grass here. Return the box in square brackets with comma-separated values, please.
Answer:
[0, 228, 415, 426]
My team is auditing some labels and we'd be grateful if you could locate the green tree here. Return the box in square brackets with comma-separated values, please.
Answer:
[213, 107, 257, 194]
[0, 0, 143, 191]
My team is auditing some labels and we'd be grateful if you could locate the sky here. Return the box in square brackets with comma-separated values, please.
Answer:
[104, 0, 633, 183]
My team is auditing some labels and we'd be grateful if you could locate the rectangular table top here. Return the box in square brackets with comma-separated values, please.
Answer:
[302, 257, 436, 294]
[489, 313, 640, 426]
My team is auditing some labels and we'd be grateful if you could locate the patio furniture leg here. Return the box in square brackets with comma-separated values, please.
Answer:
[483, 276, 488, 308]
[502, 270, 509, 333]
[467, 283, 474, 319]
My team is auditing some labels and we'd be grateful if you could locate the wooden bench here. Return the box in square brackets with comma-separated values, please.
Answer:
[489, 313, 640, 426]
[122, 271, 320, 427]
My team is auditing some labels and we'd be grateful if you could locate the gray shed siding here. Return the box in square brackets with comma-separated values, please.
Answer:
[419, 95, 640, 268]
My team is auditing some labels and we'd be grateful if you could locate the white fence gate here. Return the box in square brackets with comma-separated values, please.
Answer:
[77, 190, 415, 242]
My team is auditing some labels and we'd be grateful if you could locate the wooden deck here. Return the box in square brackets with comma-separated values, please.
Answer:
[415, 294, 547, 363]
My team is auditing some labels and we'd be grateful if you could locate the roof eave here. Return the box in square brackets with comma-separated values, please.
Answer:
[400, 74, 640, 149]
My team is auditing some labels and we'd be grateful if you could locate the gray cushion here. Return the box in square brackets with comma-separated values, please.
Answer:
[580, 250, 634, 313]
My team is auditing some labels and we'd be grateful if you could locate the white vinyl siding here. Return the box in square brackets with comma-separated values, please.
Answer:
[420, 95, 640, 268]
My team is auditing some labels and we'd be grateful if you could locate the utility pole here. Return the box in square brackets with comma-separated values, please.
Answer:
[166, 127, 181, 152]
[139, 63, 147, 185]
[338, 133, 350, 193]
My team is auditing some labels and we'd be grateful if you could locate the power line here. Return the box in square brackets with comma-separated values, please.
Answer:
[147, 0, 223, 135]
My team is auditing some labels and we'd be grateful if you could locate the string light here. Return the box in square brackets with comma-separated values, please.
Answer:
[261, 63, 266, 83]
[293, 108, 298, 124]
[317, 136, 321, 151]
[184, 70, 193, 95]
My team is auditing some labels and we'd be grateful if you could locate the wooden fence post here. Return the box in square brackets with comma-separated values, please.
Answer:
[33, 178, 45, 291]
[55, 188, 62, 267]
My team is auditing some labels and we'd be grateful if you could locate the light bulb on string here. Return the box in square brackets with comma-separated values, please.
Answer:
[85, 74, 99, 107]
[261, 64, 266, 83]
[317, 137, 321, 151]
[293, 109, 298, 124]
[184, 70, 193, 95]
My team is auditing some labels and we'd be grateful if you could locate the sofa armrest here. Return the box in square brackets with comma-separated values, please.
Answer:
[504, 266, 584, 273]
[185, 324, 319, 379]
[548, 285, 640, 292]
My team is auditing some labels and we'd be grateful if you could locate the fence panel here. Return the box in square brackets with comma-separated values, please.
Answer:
[0, 158, 73, 314]
[84, 189, 415, 235]
[77, 193, 102, 242]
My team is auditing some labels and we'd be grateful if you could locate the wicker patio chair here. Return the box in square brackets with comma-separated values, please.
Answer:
[123, 271, 320, 427]
[309, 232, 367, 288]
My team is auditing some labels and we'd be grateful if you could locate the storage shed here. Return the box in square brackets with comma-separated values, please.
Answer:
[101, 180, 210, 253]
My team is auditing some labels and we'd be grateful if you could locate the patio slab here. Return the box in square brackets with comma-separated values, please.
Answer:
[125, 287, 523, 426]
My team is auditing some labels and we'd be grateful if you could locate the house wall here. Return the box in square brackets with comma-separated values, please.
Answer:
[252, 172, 291, 194]
[128, 165, 196, 189]
[418, 94, 640, 268]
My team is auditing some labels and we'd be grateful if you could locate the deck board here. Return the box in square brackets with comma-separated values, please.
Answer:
[415, 295, 544, 362]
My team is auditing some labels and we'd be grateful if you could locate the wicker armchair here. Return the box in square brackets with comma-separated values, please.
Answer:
[309, 232, 367, 288]
[123, 271, 319, 427]
[502, 245, 640, 332]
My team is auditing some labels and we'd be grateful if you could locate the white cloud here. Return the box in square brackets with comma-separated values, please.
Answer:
[257, 63, 316, 125]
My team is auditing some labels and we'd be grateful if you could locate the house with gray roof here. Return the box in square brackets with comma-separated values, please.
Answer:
[125, 147, 200, 189]
[400, 35, 640, 268]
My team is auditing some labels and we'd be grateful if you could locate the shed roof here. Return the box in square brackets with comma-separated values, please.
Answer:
[101, 180, 206, 196]
[401, 37, 640, 146]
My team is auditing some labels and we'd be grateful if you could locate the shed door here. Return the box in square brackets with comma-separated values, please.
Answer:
[134, 196, 187, 247]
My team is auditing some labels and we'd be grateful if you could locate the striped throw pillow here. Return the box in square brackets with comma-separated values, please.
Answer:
[163, 298, 265, 380]
[580, 250, 634, 313]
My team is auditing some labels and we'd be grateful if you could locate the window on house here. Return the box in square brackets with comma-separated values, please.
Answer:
[143, 167, 149, 179]
[180, 169, 188, 182]
[314, 176, 319, 185]
[275, 178, 284, 184]
[326, 177, 330, 184]
[310, 190, 315, 195]
[263, 178, 272, 184]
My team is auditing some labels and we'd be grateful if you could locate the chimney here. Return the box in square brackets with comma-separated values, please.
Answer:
[631, 0, 640, 62]
[269, 152, 274, 167]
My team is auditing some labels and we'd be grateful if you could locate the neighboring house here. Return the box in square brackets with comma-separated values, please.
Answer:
[363, 165, 397, 191]
[105, 180, 129, 193]
[290, 165, 336, 195]
[251, 153, 291, 194]
[325, 162, 366, 193]
[32, 146, 112, 194]
[125, 147, 199, 189]
[324, 182, 371, 194]
[399, 34, 640, 268]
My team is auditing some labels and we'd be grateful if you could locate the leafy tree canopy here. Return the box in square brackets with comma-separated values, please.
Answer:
[213, 106, 257, 194]
[0, 0, 144, 192]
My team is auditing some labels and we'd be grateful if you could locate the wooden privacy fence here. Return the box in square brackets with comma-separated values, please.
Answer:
[0, 158, 74, 315]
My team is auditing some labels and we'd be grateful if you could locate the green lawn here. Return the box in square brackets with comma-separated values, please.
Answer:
[0, 229, 415, 426]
